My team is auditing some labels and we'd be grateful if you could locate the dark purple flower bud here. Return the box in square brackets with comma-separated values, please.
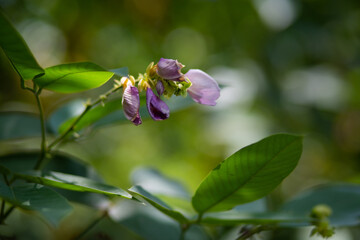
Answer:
[122, 85, 142, 126]
[146, 88, 170, 121]
[156, 81, 164, 96]
[185, 69, 220, 106]
[156, 58, 184, 81]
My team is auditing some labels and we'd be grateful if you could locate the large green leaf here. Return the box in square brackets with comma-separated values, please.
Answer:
[0, 11, 44, 80]
[280, 184, 360, 227]
[15, 170, 132, 199]
[0, 112, 41, 140]
[192, 134, 303, 214]
[0, 182, 72, 226]
[33, 62, 114, 93]
[0, 151, 112, 206]
[128, 185, 189, 224]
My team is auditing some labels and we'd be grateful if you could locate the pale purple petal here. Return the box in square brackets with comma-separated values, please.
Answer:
[156, 58, 184, 80]
[146, 88, 170, 121]
[185, 69, 220, 106]
[122, 85, 142, 126]
[156, 81, 164, 96]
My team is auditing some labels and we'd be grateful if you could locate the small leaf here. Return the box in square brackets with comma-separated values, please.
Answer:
[110, 67, 129, 78]
[33, 62, 114, 93]
[0, 182, 72, 226]
[0, 11, 44, 80]
[0, 112, 41, 140]
[281, 184, 360, 227]
[15, 170, 132, 199]
[192, 134, 303, 213]
[128, 185, 189, 224]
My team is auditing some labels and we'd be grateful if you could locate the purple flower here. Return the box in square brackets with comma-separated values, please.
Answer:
[185, 69, 220, 106]
[146, 87, 170, 121]
[156, 58, 184, 81]
[156, 81, 164, 96]
[122, 85, 142, 126]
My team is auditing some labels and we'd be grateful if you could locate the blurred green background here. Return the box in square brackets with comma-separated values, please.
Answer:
[0, 0, 360, 239]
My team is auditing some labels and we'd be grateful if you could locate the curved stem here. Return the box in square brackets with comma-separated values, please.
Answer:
[34, 91, 47, 170]
[179, 224, 190, 240]
[48, 85, 121, 150]
[0, 206, 15, 224]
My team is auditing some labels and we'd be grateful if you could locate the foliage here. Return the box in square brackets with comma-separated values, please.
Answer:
[0, 4, 359, 240]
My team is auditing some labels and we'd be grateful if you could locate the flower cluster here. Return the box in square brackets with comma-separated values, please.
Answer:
[119, 58, 220, 126]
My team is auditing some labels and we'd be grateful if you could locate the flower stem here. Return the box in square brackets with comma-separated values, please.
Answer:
[48, 85, 121, 150]
[34, 91, 47, 170]
[0, 206, 15, 224]
[73, 211, 107, 240]
[179, 224, 190, 240]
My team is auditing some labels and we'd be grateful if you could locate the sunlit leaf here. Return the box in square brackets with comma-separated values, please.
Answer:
[128, 185, 189, 224]
[0, 182, 72, 226]
[15, 170, 132, 199]
[281, 184, 360, 227]
[192, 134, 303, 213]
[0, 112, 41, 140]
[33, 62, 113, 93]
[0, 11, 44, 80]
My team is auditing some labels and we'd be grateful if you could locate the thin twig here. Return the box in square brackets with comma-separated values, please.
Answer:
[0, 200, 5, 218]
[73, 211, 107, 240]
[0, 206, 15, 224]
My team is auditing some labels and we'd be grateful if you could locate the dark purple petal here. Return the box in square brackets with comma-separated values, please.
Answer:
[122, 85, 142, 126]
[156, 81, 164, 96]
[156, 58, 184, 80]
[185, 69, 220, 106]
[146, 88, 170, 121]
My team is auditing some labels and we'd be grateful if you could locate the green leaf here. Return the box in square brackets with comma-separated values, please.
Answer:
[128, 185, 189, 224]
[0, 11, 44, 80]
[15, 170, 132, 199]
[0, 182, 72, 226]
[192, 134, 303, 214]
[0, 112, 41, 140]
[33, 62, 114, 93]
[281, 184, 360, 227]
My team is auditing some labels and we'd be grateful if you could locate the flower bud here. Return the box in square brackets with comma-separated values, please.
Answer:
[122, 84, 142, 126]
[156, 58, 185, 81]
